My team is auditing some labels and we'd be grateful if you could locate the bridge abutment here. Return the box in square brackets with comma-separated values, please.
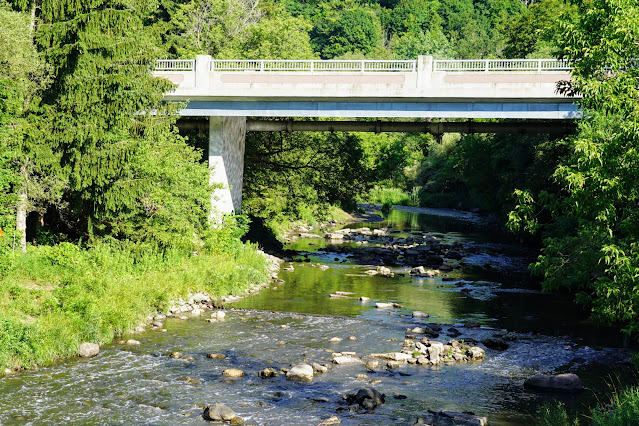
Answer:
[208, 116, 246, 220]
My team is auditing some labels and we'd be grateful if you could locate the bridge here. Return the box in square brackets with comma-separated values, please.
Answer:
[152, 55, 578, 216]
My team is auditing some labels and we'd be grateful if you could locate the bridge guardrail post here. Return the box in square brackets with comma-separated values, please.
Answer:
[417, 55, 433, 89]
[195, 55, 211, 89]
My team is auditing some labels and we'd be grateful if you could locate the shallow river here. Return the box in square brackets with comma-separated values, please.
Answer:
[0, 207, 633, 425]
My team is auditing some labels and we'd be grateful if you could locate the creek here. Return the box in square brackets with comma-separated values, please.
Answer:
[0, 206, 633, 425]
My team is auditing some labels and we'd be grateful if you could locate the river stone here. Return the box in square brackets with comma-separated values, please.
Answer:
[286, 364, 314, 382]
[329, 337, 343, 342]
[211, 311, 226, 319]
[207, 353, 226, 360]
[412, 311, 429, 319]
[333, 356, 363, 365]
[468, 347, 485, 360]
[78, 343, 99, 358]
[524, 373, 583, 392]
[414, 410, 487, 426]
[258, 368, 279, 378]
[222, 369, 244, 378]
[375, 302, 394, 309]
[365, 359, 379, 369]
[325, 233, 344, 240]
[318, 415, 342, 425]
[203, 403, 236, 421]
[482, 337, 509, 350]
[126, 339, 141, 345]
[313, 363, 329, 374]
[344, 388, 385, 410]
[371, 352, 411, 362]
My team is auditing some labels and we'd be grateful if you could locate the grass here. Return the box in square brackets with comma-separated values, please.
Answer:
[0, 238, 269, 371]
[365, 186, 419, 208]
[536, 385, 639, 425]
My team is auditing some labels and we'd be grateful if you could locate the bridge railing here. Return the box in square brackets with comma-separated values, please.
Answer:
[210, 59, 417, 72]
[155, 59, 195, 71]
[153, 58, 573, 73]
[433, 58, 572, 72]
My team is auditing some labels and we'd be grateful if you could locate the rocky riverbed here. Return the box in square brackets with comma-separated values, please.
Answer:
[0, 206, 634, 425]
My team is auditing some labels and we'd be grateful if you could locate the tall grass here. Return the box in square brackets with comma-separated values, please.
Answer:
[535, 385, 639, 425]
[0, 239, 268, 371]
[365, 186, 415, 207]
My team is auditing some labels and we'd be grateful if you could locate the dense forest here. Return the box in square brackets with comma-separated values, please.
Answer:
[1, 0, 639, 393]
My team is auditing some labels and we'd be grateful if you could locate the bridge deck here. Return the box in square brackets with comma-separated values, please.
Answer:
[153, 56, 579, 119]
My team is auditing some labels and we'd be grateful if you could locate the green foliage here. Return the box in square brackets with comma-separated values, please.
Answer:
[592, 386, 639, 425]
[166, 0, 316, 59]
[535, 386, 639, 425]
[310, 2, 383, 58]
[365, 186, 413, 207]
[535, 401, 578, 426]
[418, 131, 567, 217]
[503, 0, 576, 58]
[506, 0, 639, 334]
[0, 238, 268, 370]
[243, 128, 369, 225]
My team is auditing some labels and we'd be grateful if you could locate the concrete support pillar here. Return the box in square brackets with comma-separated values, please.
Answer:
[417, 55, 433, 89]
[209, 116, 247, 221]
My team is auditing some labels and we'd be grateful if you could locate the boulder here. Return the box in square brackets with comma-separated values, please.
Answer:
[222, 369, 244, 378]
[313, 363, 329, 374]
[428, 342, 444, 364]
[258, 368, 279, 378]
[203, 403, 236, 421]
[344, 388, 385, 410]
[78, 342, 100, 358]
[376, 266, 394, 277]
[211, 311, 226, 319]
[333, 356, 363, 365]
[524, 373, 583, 392]
[207, 353, 226, 360]
[325, 233, 344, 240]
[365, 359, 379, 369]
[286, 364, 314, 382]
[467, 347, 485, 361]
[414, 410, 487, 426]
[371, 352, 412, 362]
[482, 337, 509, 351]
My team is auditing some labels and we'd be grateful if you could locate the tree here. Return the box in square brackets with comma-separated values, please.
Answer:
[503, 0, 575, 58]
[167, 0, 315, 59]
[0, 0, 213, 251]
[0, 3, 49, 253]
[509, 0, 639, 334]
[310, 2, 383, 58]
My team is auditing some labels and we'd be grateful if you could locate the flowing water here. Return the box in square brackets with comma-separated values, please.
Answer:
[0, 207, 633, 425]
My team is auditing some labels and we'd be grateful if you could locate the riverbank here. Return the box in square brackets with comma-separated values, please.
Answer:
[0, 240, 273, 373]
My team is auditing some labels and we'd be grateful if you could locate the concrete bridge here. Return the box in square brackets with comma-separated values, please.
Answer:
[152, 55, 578, 216]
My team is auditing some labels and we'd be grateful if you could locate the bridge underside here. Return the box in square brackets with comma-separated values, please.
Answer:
[180, 100, 580, 120]
[187, 116, 576, 218]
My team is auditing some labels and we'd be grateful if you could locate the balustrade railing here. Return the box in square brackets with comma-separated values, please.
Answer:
[433, 58, 572, 72]
[155, 59, 195, 71]
[153, 58, 573, 73]
[210, 59, 416, 72]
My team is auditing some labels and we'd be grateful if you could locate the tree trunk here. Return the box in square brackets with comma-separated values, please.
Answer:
[16, 184, 27, 254]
